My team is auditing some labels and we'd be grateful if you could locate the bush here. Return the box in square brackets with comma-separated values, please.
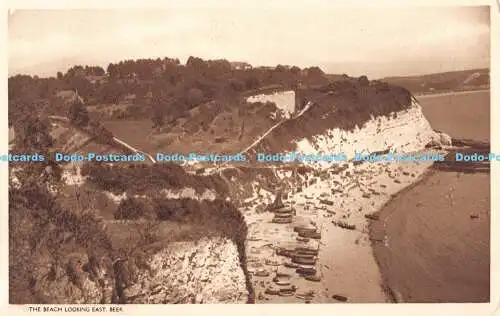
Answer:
[245, 76, 260, 90]
[115, 197, 147, 220]
[186, 88, 204, 107]
[93, 125, 114, 145]
[229, 79, 245, 92]
[290, 66, 301, 75]
[68, 100, 90, 127]
[358, 75, 369, 86]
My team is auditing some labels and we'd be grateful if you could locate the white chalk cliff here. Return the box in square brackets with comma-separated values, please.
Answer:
[294, 99, 449, 165]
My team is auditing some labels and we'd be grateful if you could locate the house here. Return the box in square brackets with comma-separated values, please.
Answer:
[230, 61, 252, 70]
[85, 75, 107, 84]
[152, 66, 164, 77]
[56, 90, 84, 104]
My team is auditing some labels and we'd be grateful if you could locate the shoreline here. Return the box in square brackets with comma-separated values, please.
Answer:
[367, 167, 438, 303]
[414, 89, 489, 99]
[242, 149, 441, 303]
[368, 163, 490, 303]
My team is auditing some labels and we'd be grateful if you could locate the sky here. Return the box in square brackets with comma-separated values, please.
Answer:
[8, 6, 491, 78]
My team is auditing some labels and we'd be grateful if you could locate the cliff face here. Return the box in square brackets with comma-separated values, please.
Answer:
[31, 252, 116, 304]
[30, 237, 248, 304]
[118, 237, 248, 304]
[246, 91, 296, 118]
[294, 99, 447, 162]
[243, 84, 450, 162]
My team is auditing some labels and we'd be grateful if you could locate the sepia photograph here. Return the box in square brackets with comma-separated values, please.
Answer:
[7, 5, 491, 306]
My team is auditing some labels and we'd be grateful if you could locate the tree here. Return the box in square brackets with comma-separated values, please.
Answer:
[100, 80, 125, 104]
[66, 76, 92, 101]
[186, 88, 204, 107]
[107, 63, 119, 78]
[358, 75, 369, 86]
[66, 65, 85, 78]
[186, 56, 208, 76]
[15, 113, 53, 152]
[245, 76, 260, 90]
[307, 66, 324, 77]
[151, 106, 165, 129]
[290, 66, 301, 75]
[151, 88, 166, 128]
[275, 65, 287, 72]
[229, 79, 245, 92]
[68, 100, 90, 127]
[115, 197, 146, 220]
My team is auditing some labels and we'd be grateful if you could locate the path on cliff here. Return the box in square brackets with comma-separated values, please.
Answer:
[212, 101, 315, 174]
[240, 101, 314, 155]
[111, 137, 156, 163]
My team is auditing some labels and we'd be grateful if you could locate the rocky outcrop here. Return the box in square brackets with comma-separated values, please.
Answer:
[31, 237, 248, 304]
[32, 252, 115, 304]
[117, 237, 248, 304]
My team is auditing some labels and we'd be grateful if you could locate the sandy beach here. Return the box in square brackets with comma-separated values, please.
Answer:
[244, 153, 441, 303]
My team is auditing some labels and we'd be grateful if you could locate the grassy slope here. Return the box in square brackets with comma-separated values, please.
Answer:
[380, 68, 489, 94]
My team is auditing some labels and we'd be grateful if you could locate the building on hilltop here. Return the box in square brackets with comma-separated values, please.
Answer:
[85, 75, 107, 84]
[230, 61, 252, 70]
[55, 89, 84, 104]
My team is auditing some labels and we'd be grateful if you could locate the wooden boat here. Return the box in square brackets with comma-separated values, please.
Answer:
[296, 266, 317, 275]
[332, 220, 356, 230]
[284, 262, 299, 268]
[279, 286, 297, 296]
[279, 291, 295, 297]
[294, 226, 317, 234]
[295, 250, 317, 257]
[364, 214, 380, 220]
[274, 208, 295, 214]
[276, 248, 295, 258]
[332, 294, 348, 302]
[304, 275, 321, 282]
[272, 217, 293, 224]
[319, 199, 334, 206]
[254, 269, 270, 277]
[292, 256, 317, 265]
[293, 251, 316, 258]
[295, 247, 319, 255]
[273, 276, 291, 286]
[265, 286, 280, 295]
[298, 230, 321, 239]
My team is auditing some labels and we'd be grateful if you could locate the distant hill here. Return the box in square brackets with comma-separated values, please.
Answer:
[379, 68, 489, 94]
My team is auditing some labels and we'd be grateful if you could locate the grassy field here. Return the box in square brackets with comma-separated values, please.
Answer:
[102, 119, 156, 153]
[372, 90, 490, 302]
